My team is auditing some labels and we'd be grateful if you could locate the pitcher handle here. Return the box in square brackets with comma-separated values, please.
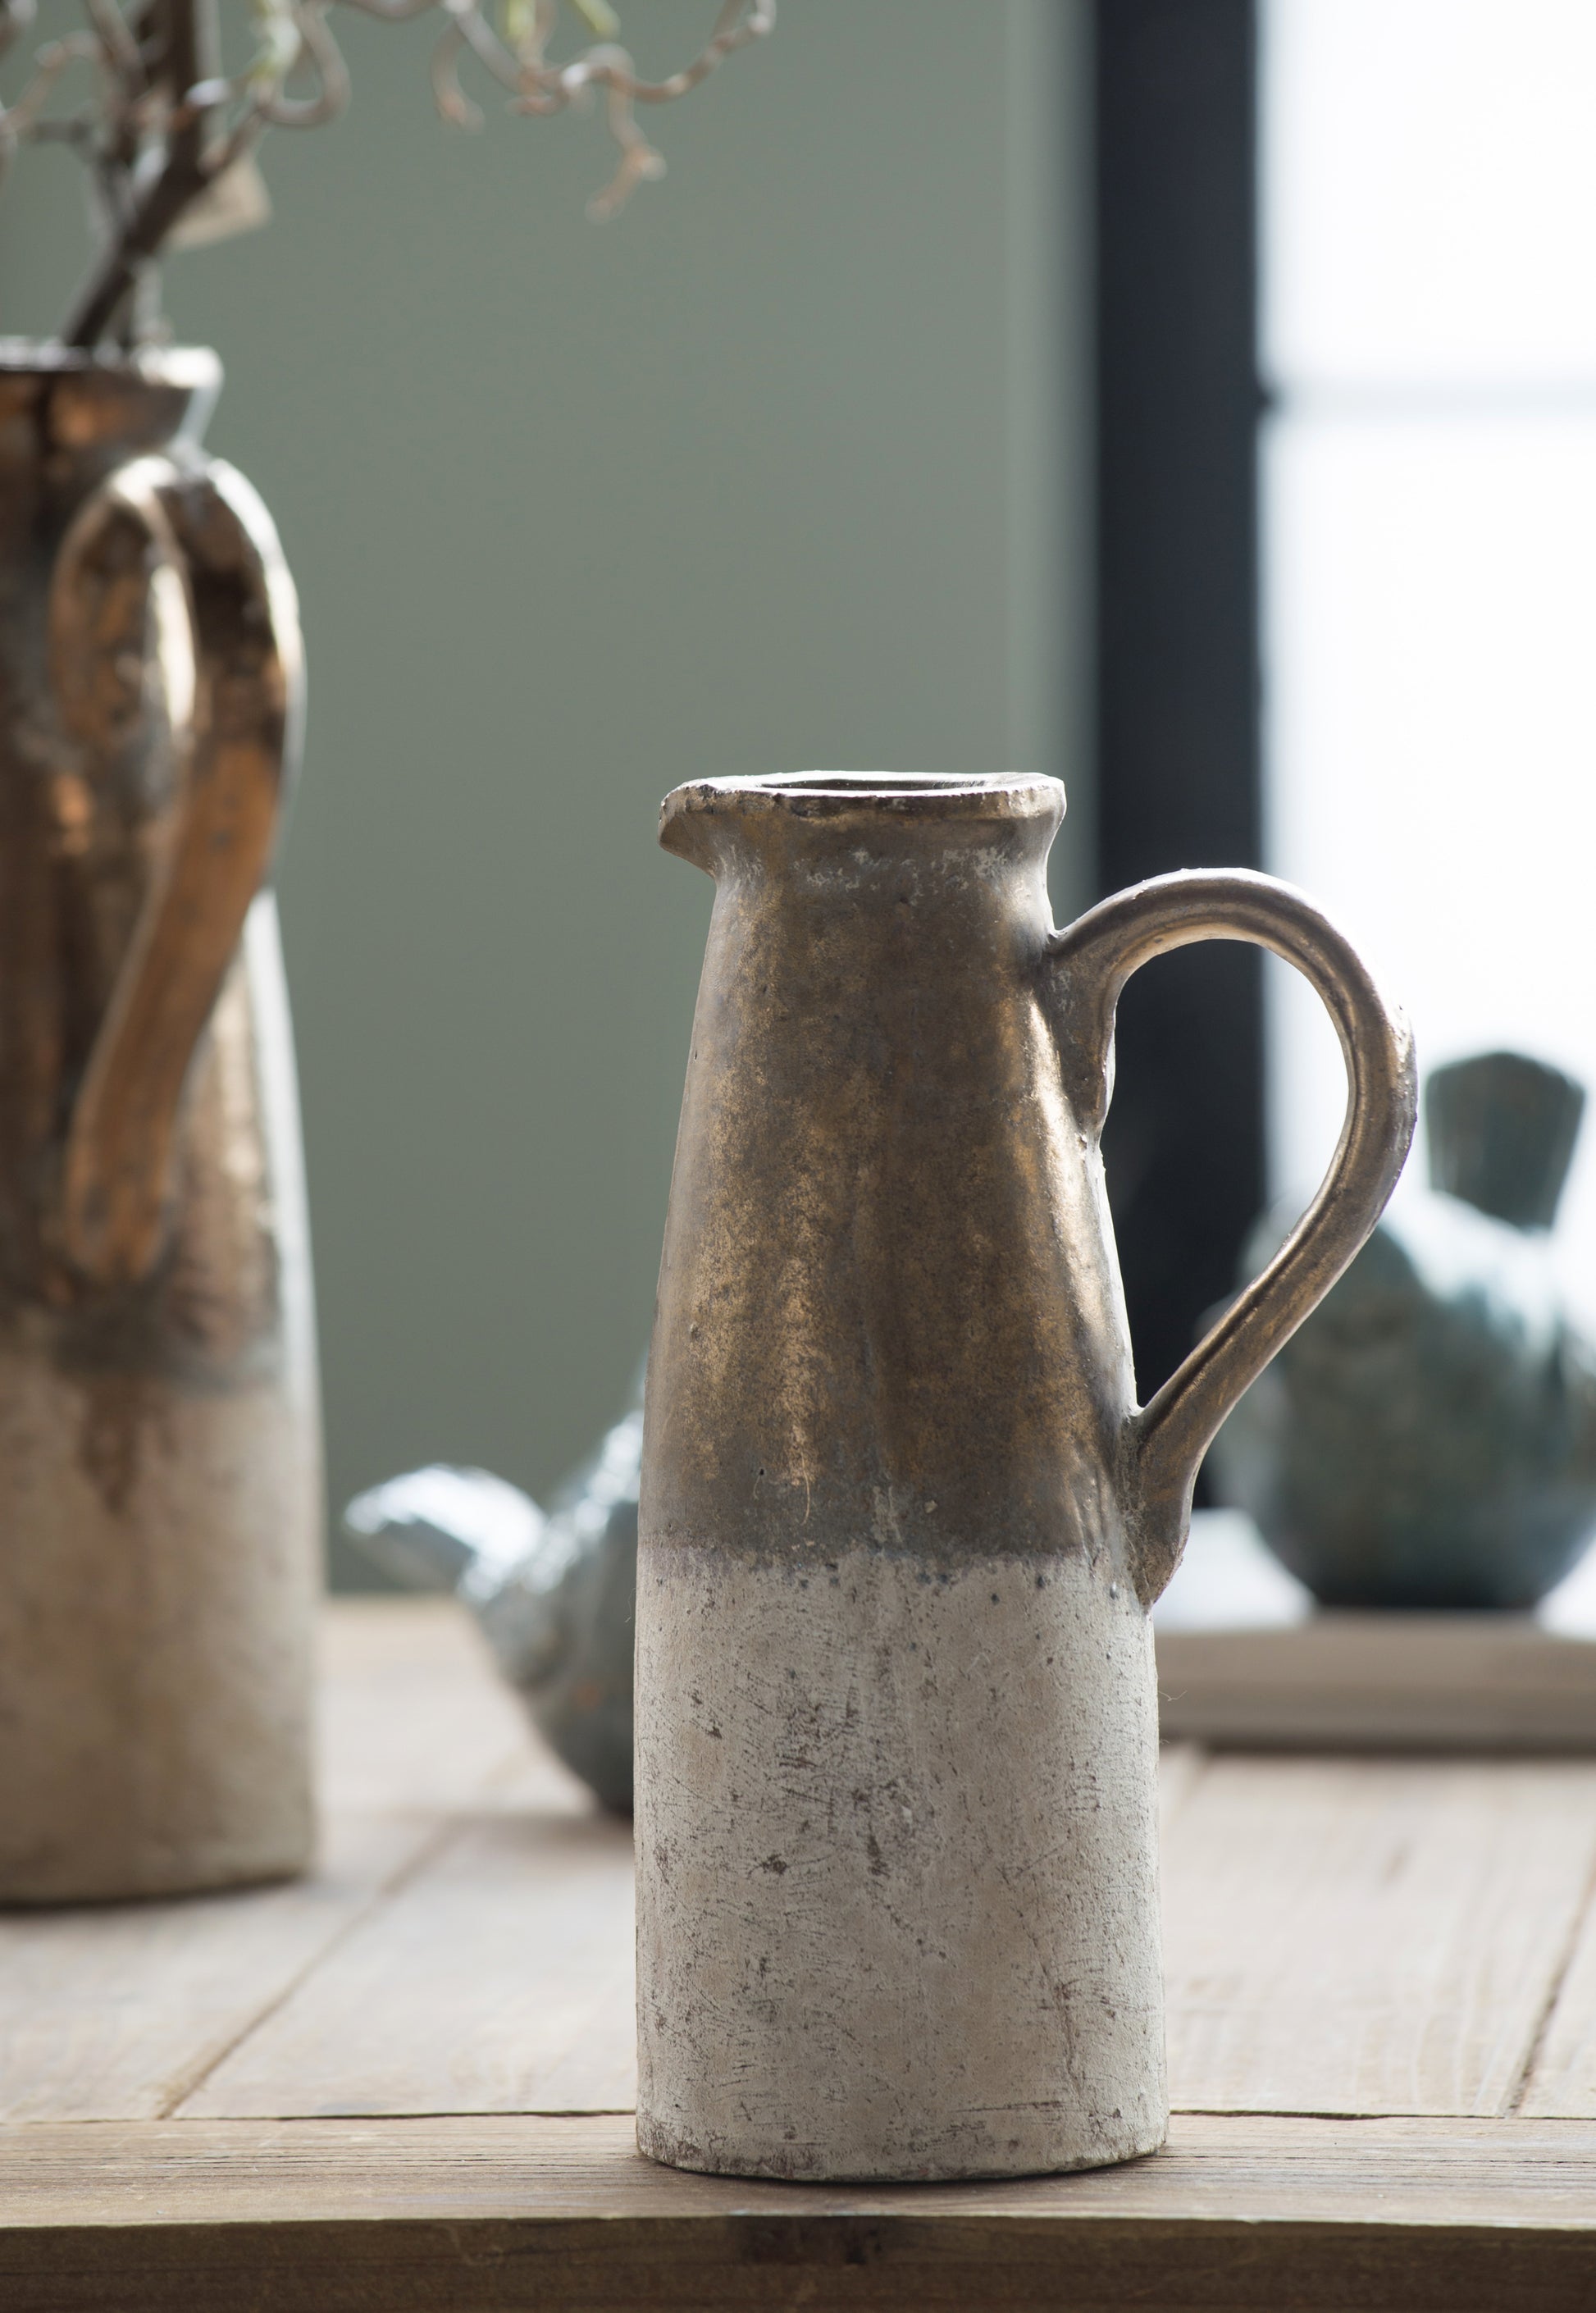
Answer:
[1047, 869, 1416, 1604]
[48, 451, 303, 1289]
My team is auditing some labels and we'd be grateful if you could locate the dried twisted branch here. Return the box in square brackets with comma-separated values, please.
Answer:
[426, 0, 772, 218]
[0, 0, 772, 348]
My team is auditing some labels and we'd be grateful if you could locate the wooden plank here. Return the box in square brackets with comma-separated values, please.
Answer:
[0, 1813, 440, 2124]
[10, 2110, 1596, 2226]
[1, 2115, 1594, 2311]
[180, 1757, 636, 2119]
[316, 1597, 536, 1813]
[1519, 1883, 1596, 2118]
[1156, 1614, 1596, 1750]
[0, 1602, 532, 2125]
[1158, 1740, 1208, 1838]
[1161, 1755, 1596, 2116]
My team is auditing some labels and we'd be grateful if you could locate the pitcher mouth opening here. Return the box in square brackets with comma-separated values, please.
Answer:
[661, 771, 1066, 830]
[764, 773, 1015, 793]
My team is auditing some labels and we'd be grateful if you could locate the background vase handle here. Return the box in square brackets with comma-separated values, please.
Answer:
[1047, 869, 1416, 1605]
[48, 451, 303, 1289]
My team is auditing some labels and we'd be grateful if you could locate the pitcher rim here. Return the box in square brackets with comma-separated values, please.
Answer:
[661, 772, 1066, 831]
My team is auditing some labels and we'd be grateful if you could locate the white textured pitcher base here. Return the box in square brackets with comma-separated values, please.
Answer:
[633, 2110, 1166, 2186]
[635, 1540, 1167, 2183]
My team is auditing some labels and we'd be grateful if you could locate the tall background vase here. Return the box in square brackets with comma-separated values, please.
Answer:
[0, 345, 321, 1902]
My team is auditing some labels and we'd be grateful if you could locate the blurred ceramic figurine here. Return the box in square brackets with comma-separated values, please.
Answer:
[1210, 1052, 1596, 1609]
[343, 1384, 641, 1812]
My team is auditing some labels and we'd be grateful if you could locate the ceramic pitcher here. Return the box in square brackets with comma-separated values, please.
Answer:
[636, 772, 1413, 2181]
[0, 347, 321, 1902]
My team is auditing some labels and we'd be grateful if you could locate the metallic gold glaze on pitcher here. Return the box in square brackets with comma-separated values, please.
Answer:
[0, 346, 321, 1902]
[636, 772, 1413, 2181]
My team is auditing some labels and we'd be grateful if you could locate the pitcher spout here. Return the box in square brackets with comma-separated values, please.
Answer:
[659, 771, 1066, 893]
[658, 782, 727, 875]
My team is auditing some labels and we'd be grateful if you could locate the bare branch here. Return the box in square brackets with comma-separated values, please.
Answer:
[458, 0, 775, 214]
[430, 17, 480, 129]
[258, 5, 350, 129]
[2, 30, 101, 141]
[0, 0, 774, 349]
[83, 0, 141, 78]
[445, 0, 522, 98]
[334, 0, 433, 21]
[572, 0, 774, 105]
[579, 58, 665, 221]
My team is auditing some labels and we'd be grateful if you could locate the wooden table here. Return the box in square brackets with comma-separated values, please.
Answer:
[4, 1600, 1596, 2309]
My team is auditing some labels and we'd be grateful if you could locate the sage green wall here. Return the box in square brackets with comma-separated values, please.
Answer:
[1, 1, 1092, 1582]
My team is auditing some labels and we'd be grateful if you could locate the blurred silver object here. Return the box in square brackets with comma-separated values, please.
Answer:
[344, 1385, 641, 1813]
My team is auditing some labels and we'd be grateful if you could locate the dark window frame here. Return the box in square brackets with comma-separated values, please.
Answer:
[1093, 0, 1263, 1448]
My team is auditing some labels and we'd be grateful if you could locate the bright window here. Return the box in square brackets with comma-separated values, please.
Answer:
[1262, 0, 1596, 1320]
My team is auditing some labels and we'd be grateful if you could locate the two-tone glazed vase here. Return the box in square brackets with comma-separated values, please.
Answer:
[636, 772, 1414, 2181]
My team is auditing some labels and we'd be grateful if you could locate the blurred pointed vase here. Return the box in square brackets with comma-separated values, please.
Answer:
[0, 347, 321, 1904]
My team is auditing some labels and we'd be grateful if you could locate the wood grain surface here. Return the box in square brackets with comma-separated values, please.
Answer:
[6, 2111, 1595, 2226]
[7, 1600, 1596, 2308]
[0, 1604, 529, 2125]
[0, 1811, 440, 2124]
[2, 2115, 1594, 2312]
[1520, 1883, 1596, 2119]
[1162, 1754, 1596, 2115]
[181, 1759, 635, 2120]
[313, 1597, 532, 1814]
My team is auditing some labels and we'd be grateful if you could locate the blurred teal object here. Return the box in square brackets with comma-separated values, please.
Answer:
[343, 1382, 641, 1811]
[1208, 1052, 1596, 1610]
